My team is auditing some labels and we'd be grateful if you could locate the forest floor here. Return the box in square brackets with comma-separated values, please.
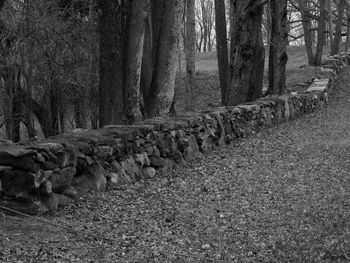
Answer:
[1, 65, 350, 261]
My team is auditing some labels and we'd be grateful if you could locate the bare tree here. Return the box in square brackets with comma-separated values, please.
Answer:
[227, 0, 266, 106]
[214, 0, 229, 105]
[327, 0, 333, 47]
[268, 0, 288, 95]
[331, 0, 346, 55]
[99, 0, 128, 126]
[185, 0, 196, 111]
[145, 0, 184, 117]
[124, 0, 148, 123]
[345, 4, 350, 52]
[297, 0, 326, 66]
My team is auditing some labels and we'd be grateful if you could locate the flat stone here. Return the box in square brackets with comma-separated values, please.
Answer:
[0, 147, 39, 172]
[36, 142, 64, 154]
[73, 163, 106, 192]
[142, 167, 156, 178]
[149, 156, 169, 167]
[62, 186, 79, 198]
[0, 146, 36, 158]
[121, 157, 142, 181]
[54, 193, 71, 206]
[0, 166, 12, 172]
[134, 153, 150, 167]
[56, 149, 76, 168]
[183, 135, 200, 161]
[95, 145, 113, 159]
[49, 166, 76, 193]
[307, 85, 328, 93]
[1, 170, 37, 194]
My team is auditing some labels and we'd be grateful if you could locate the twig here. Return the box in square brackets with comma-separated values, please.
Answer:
[0, 205, 119, 243]
[341, 243, 350, 260]
[163, 250, 230, 263]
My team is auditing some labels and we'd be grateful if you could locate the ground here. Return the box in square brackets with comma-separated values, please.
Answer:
[1, 60, 350, 261]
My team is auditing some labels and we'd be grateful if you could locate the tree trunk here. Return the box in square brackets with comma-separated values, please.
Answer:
[22, 0, 37, 139]
[331, 0, 346, 55]
[227, 0, 265, 106]
[314, 0, 326, 65]
[214, 0, 229, 105]
[124, 0, 148, 123]
[345, 6, 350, 52]
[201, 0, 208, 52]
[98, 0, 128, 127]
[264, 3, 272, 45]
[268, 0, 288, 95]
[297, 0, 315, 65]
[146, 0, 183, 118]
[185, 0, 196, 111]
[327, 0, 333, 47]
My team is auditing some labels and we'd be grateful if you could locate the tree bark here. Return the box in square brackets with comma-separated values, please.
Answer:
[268, 0, 288, 95]
[214, 0, 229, 105]
[124, 0, 148, 123]
[227, 0, 266, 106]
[314, 0, 326, 65]
[327, 0, 333, 47]
[185, 0, 195, 111]
[331, 0, 346, 55]
[345, 5, 350, 52]
[146, 0, 183, 118]
[297, 0, 315, 65]
[201, 0, 208, 52]
[98, 0, 128, 127]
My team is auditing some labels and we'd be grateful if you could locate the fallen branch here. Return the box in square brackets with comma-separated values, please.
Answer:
[0, 205, 119, 243]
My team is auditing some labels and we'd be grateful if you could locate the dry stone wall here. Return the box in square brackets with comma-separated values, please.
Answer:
[0, 55, 348, 215]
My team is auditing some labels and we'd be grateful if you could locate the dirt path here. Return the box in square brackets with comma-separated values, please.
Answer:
[2, 69, 350, 262]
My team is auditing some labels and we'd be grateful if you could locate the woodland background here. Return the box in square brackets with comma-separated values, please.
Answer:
[0, 0, 348, 142]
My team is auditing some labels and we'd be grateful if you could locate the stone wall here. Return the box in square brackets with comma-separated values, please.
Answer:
[0, 55, 348, 215]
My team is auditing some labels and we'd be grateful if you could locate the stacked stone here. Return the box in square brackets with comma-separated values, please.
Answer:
[0, 141, 76, 214]
[0, 55, 347, 215]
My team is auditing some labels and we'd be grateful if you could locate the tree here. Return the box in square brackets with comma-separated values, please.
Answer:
[345, 4, 350, 52]
[195, 0, 215, 52]
[331, 0, 346, 55]
[297, 0, 326, 66]
[214, 0, 229, 105]
[124, 0, 148, 123]
[99, 0, 150, 125]
[268, 0, 288, 95]
[145, 0, 184, 118]
[314, 0, 326, 65]
[185, 0, 196, 111]
[227, 0, 266, 106]
[327, 0, 333, 47]
[98, 0, 128, 126]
